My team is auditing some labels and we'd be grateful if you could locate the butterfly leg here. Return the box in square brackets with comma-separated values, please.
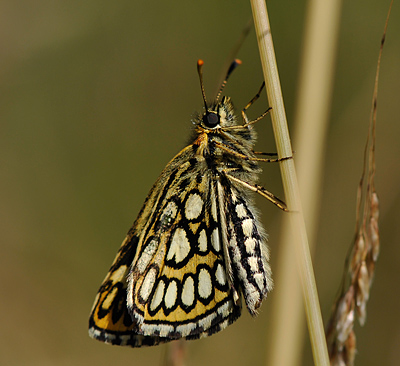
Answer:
[252, 155, 292, 163]
[240, 81, 273, 128]
[253, 151, 278, 157]
[254, 151, 295, 161]
[214, 140, 292, 163]
[224, 172, 288, 211]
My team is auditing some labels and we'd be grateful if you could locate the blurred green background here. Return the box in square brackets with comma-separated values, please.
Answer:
[1, 1, 399, 365]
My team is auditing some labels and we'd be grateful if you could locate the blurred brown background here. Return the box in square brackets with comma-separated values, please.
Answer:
[1, 1, 399, 365]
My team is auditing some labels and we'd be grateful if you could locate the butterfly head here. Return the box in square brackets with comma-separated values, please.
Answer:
[202, 110, 220, 128]
[197, 59, 239, 131]
[198, 96, 236, 131]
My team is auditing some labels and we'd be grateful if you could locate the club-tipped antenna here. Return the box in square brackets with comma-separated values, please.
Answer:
[215, 18, 252, 98]
[215, 59, 242, 102]
[197, 60, 208, 113]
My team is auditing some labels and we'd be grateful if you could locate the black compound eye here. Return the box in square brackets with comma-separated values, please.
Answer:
[203, 112, 220, 128]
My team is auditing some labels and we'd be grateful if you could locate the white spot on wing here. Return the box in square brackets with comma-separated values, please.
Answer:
[185, 193, 203, 220]
[198, 229, 207, 252]
[176, 322, 197, 337]
[181, 276, 195, 307]
[211, 227, 220, 252]
[198, 268, 212, 299]
[231, 245, 241, 263]
[164, 280, 178, 309]
[217, 301, 231, 317]
[150, 279, 165, 311]
[244, 237, 256, 254]
[244, 283, 260, 309]
[235, 203, 247, 218]
[242, 218, 254, 237]
[199, 311, 216, 329]
[215, 263, 227, 286]
[248, 257, 259, 273]
[141, 323, 174, 338]
[167, 228, 191, 263]
[140, 267, 157, 302]
[161, 201, 178, 226]
[254, 273, 266, 292]
[137, 239, 158, 273]
[211, 187, 218, 221]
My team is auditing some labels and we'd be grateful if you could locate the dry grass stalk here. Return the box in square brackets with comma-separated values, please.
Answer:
[325, 2, 392, 364]
[267, 0, 342, 363]
[164, 340, 187, 366]
[250, 0, 330, 364]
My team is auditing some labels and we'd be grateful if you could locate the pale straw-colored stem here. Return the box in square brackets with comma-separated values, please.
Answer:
[266, 0, 342, 365]
[250, 1, 330, 365]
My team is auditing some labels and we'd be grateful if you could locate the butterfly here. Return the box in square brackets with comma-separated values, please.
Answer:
[88, 59, 287, 347]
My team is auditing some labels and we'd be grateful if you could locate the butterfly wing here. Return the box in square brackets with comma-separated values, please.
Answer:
[89, 145, 241, 346]
[88, 234, 172, 347]
[127, 155, 241, 339]
[218, 174, 273, 316]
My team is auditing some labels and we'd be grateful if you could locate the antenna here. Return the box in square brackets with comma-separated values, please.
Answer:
[197, 59, 208, 112]
[197, 60, 221, 127]
[215, 59, 242, 102]
[214, 18, 252, 97]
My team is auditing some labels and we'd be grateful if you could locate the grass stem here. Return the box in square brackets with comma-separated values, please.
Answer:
[250, 1, 330, 364]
